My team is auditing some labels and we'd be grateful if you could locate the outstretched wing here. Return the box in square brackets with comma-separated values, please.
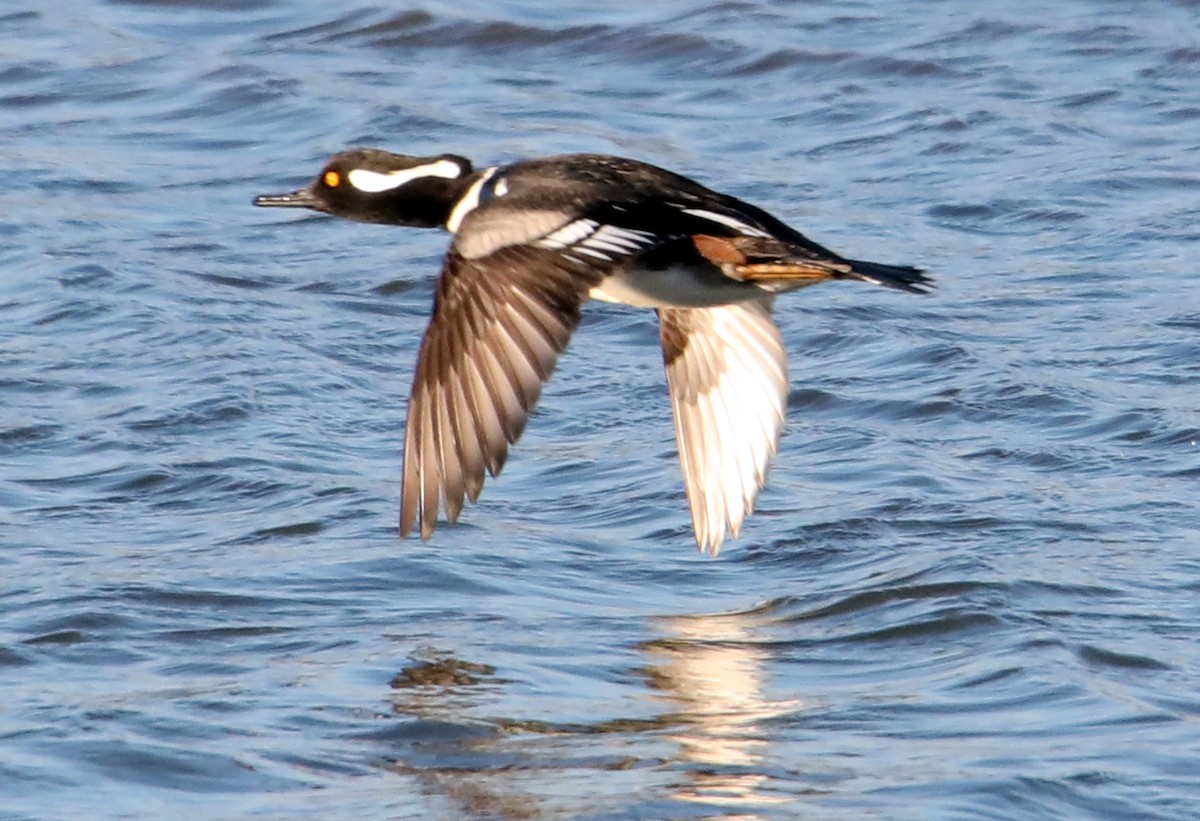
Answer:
[400, 245, 603, 539]
[658, 299, 789, 554]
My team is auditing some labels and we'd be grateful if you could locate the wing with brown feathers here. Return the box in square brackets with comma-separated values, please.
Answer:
[400, 246, 603, 539]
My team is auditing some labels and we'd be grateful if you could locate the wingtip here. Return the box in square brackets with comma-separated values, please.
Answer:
[692, 522, 727, 556]
[399, 499, 421, 541]
[399, 509, 437, 541]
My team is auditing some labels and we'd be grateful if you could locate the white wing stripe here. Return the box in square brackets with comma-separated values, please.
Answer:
[572, 245, 613, 261]
[581, 237, 634, 254]
[538, 221, 659, 256]
[589, 224, 657, 249]
[679, 207, 773, 238]
[537, 218, 599, 249]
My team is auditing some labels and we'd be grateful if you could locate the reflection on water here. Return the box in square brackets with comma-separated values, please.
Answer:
[644, 608, 801, 815]
[380, 608, 801, 818]
[384, 647, 538, 820]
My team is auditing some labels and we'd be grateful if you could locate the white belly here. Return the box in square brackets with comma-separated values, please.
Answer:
[588, 264, 761, 309]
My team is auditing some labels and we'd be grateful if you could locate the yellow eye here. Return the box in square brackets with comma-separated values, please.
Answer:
[323, 170, 341, 188]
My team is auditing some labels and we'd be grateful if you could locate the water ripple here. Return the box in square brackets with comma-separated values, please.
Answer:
[3, 1, 1200, 818]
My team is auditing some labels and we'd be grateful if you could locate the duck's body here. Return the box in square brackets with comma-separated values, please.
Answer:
[256, 149, 930, 553]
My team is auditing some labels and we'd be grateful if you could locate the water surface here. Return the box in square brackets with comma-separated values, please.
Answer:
[3, 1, 1199, 818]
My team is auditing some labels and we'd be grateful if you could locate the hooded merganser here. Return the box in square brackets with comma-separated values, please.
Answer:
[255, 149, 930, 554]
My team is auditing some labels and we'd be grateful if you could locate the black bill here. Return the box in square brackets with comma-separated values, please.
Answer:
[253, 188, 321, 209]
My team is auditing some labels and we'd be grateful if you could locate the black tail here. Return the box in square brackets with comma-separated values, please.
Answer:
[845, 258, 933, 294]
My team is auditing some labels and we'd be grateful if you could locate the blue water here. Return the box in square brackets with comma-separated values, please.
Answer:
[3, 1, 1200, 818]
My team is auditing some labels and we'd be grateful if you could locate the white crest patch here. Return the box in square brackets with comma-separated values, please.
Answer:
[445, 167, 498, 233]
[679, 207, 772, 238]
[346, 159, 463, 193]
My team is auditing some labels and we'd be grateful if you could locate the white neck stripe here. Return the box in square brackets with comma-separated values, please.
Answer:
[346, 159, 462, 193]
[445, 167, 498, 233]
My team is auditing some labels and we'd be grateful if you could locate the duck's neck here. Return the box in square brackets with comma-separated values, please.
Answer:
[363, 173, 482, 229]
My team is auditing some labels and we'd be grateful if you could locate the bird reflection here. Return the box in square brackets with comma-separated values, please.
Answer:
[379, 607, 801, 819]
[642, 608, 801, 814]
